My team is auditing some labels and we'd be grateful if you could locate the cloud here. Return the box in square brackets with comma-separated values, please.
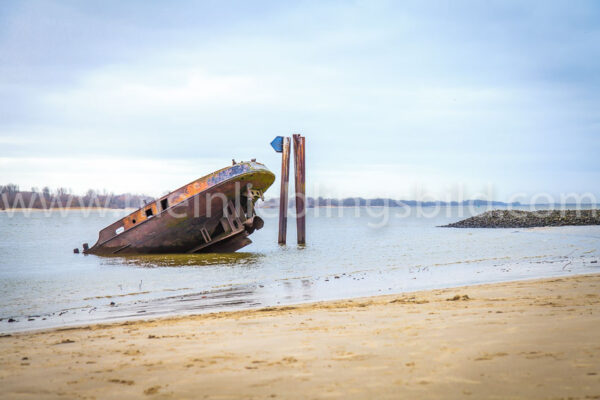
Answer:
[0, 156, 226, 196]
[0, 1, 599, 199]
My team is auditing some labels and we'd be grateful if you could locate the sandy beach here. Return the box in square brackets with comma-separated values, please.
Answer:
[1, 274, 599, 399]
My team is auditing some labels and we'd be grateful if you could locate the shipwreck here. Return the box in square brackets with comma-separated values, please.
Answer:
[82, 160, 275, 255]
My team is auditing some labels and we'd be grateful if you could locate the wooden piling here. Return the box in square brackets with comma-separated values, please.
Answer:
[293, 134, 306, 245]
[278, 137, 291, 244]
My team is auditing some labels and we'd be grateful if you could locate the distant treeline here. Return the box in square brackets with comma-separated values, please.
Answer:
[3, 183, 592, 210]
[259, 197, 523, 208]
[0, 184, 154, 210]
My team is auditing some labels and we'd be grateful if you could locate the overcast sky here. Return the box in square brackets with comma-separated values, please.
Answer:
[1, 1, 599, 201]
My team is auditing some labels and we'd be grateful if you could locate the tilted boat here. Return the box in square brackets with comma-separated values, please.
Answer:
[83, 160, 275, 255]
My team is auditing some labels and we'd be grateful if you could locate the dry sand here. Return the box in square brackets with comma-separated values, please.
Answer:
[1, 274, 600, 399]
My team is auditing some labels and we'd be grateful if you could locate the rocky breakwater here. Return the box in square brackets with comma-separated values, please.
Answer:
[442, 209, 600, 228]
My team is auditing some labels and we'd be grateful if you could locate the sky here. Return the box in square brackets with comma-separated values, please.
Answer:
[1, 0, 599, 202]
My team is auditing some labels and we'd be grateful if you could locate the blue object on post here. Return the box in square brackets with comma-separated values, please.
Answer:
[270, 136, 284, 153]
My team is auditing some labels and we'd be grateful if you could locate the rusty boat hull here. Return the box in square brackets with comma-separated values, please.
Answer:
[85, 161, 275, 255]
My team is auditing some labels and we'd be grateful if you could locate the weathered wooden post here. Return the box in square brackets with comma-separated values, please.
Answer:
[271, 136, 291, 244]
[293, 134, 306, 245]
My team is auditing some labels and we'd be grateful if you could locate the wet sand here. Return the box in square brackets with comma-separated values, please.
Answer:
[1, 274, 599, 399]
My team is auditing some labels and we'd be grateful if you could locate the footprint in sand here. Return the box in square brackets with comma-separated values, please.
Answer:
[144, 385, 161, 395]
[474, 352, 508, 361]
[519, 351, 560, 360]
[54, 339, 75, 345]
[108, 379, 134, 385]
[446, 295, 470, 301]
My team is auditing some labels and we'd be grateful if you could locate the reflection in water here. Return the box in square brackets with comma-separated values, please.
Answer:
[104, 252, 265, 268]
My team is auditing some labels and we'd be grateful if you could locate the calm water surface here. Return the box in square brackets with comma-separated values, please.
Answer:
[1, 206, 599, 333]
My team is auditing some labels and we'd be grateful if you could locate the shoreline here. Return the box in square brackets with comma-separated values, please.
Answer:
[2, 268, 598, 336]
[2, 273, 599, 399]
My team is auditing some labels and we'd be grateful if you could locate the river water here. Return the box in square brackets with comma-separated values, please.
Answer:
[1, 206, 599, 333]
